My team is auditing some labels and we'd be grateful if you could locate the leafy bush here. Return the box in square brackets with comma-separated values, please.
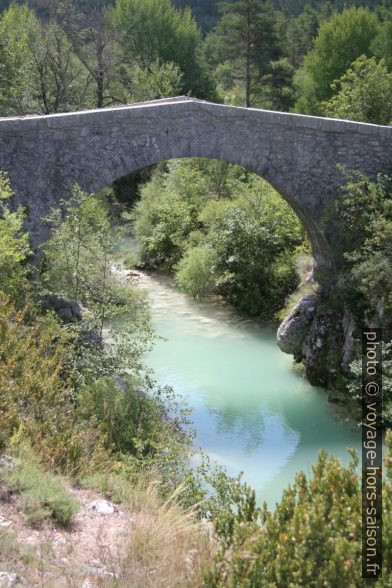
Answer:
[0, 294, 107, 473]
[133, 159, 306, 318]
[323, 55, 392, 125]
[205, 435, 392, 587]
[1, 449, 79, 526]
[176, 245, 217, 298]
[0, 172, 30, 304]
[326, 168, 392, 331]
[77, 375, 191, 474]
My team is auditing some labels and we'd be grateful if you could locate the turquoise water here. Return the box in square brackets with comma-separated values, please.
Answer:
[136, 270, 361, 507]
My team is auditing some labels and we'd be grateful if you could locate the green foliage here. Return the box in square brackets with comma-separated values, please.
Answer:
[0, 4, 90, 115]
[174, 0, 219, 34]
[176, 245, 217, 298]
[133, 159, 305, 318]
[204, 0, 286, 108]
[112, 0, 216, 99]
[329, 168, 392, 326]
[133, 163, 209, 269]
[0, 293, 106, 472]
[372, 19, 392, 71]
[0, 4, 37, 115]
[77, 374, 191, 473]
[296, 7, 380, 112]
[324, 55, 392, 124]
[1, 448, 79, 526]
[129, 59, 184, 102]
[276, 4, 320, 69]
[204, 187, 303, 316]
[0, 173, 30, 303]
[205, 438, 392, 586]
[42, 185, 152, 342]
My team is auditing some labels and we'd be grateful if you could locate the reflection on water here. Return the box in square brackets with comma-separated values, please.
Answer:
[134, 270, 361, 507]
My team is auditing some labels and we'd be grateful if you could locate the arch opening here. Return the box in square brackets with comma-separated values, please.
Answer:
[102, 156, 320, 320]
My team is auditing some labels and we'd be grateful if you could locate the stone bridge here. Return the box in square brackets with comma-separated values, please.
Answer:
[1, 96, 392, 270]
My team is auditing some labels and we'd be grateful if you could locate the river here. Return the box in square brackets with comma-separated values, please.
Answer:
[129, 269, 362, 508]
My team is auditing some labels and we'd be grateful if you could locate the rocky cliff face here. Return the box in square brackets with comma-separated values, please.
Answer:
[277, 294, 357, 395]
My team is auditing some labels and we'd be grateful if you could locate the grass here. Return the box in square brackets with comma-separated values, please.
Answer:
[0, 527, 36, 568]
[0, 448, 79, 527]
[118, 483, 214, 587]
[80, 471, 214, 587]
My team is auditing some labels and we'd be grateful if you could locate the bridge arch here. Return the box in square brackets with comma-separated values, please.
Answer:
[2, 96, 392, 271]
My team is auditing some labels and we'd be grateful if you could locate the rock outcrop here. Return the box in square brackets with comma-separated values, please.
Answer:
[277, 295, 318, 359]
[277, 294, 347, 391]
[39, 295, 83, 323]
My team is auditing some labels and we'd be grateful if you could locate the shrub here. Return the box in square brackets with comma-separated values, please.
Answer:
[1, 448, 79, 526]
[205, 436, 392, 587]
[176, 245, 217, 298]
[0, 171, 30, 305]
[0, 294, 106, 473]
[77, 375, 192, 482]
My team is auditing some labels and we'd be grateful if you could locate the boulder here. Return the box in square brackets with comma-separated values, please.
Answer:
[39, 295, 82, 323]
[277, 295, 318, 358]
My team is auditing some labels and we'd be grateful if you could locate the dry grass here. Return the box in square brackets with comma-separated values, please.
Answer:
[0, 471, 215, 587]
[117, 482, 214, 587]
[276, 252, 318, 321]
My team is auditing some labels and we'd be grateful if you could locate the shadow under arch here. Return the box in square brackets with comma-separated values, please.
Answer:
[94, 153, 332, 274]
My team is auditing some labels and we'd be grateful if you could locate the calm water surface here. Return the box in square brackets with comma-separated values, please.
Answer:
[132, 270, 362, 507]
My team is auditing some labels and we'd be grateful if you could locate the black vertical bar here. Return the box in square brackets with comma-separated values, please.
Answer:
[362, 328, 382, 579]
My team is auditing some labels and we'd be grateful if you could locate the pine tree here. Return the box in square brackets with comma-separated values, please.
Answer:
[206, 0, 281, 107]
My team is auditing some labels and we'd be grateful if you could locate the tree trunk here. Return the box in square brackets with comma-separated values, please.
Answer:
[96, 72, 104, 109]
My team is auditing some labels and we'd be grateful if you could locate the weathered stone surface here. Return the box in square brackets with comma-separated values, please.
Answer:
[277, 295, 318, 357]
[85, 499, 118, 516]
[303, 308, 345, 388]
[0, 455, 17, 470]
[342, 310, 358, 370]
[39, 294, 83, 322]
[1, 96, 391, 271]
[0, 572, 22, 587]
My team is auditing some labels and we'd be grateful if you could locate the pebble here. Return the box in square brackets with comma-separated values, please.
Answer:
[85, 499, 118, 516]
[0, 572, 22, 586]
[0, 517, 11, 529]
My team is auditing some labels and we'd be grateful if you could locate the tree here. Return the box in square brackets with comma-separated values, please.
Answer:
[295, 7, 380, 113]
[329, 167, 392, 333]
[27, 19, 89, 114]
[0, 4, 37, 115]
[112, 0, 216, 99]
[0, 4, 91, 115]
[276, 4, 320, 69]
[323, 55, 392, 124]
[204, 441, 392, 587]
[372, 19, 392, 71]
[57, 2, 124, 108]
[42, 186, 153, 378]
[176, 244, 217, 298]
[173, 0, 219, 34]
[204, 0, 281, 107]
[128, 59, 183, 102]
[0, 172, 30, 303]
[133, 159, 305, 318]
